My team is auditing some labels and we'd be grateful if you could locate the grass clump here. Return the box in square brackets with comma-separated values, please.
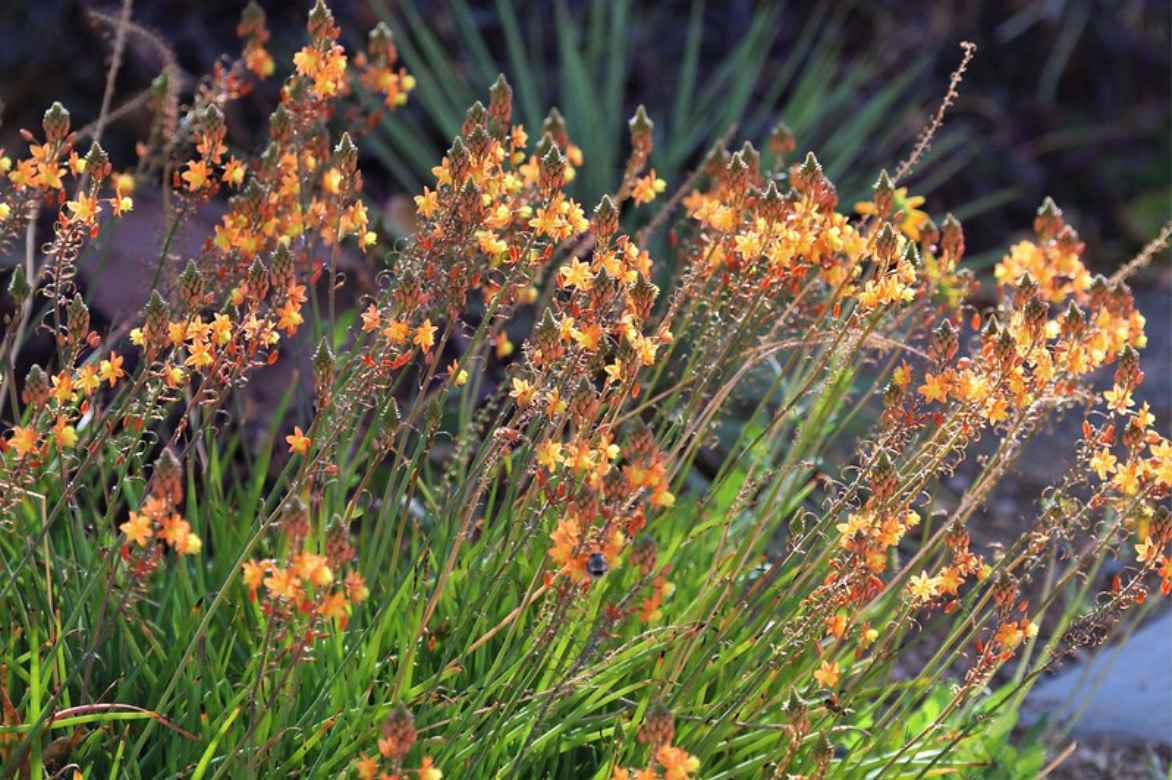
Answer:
[0, 2, 1169, 778]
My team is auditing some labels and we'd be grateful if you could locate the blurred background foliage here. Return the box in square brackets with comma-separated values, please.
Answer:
[1, 0, 1168, 274]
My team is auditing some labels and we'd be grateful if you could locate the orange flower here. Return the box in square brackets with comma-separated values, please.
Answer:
[813, 659, 840, 688]
[918, 372, 949, 404]
[413, 319, 438, 352]
[181, 159, 211, 191]
[354, 755, 379, 780]
[632, 170, 666, 205]
[655, 745, 700, 780]
[99, 353, 125, 386]
[8, 426, 39, 458]
[120, 511, 153, 547]
[286, 425, 311, 455]
[243, 560, 266, 594]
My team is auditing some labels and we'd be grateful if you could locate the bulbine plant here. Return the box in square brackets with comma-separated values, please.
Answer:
[0, 2, 1168, 778]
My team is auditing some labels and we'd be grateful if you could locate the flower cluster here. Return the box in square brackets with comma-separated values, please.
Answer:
[242, 499, 369, 649]
[118, 450, 201, 581]
[611, 704, 700, 780]
[355, 707, 442, 780]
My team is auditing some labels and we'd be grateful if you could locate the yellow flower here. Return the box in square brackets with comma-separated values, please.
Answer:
[909, 571, 939, 603]
[322, 167, 343, 195]
[510, 377, 537, 407]
[52, 418, 78, 449]
[560, 257, 595, 290]
[1090, 448, 1117, 481]
[855, 186, 929, 241]
[495, 331, 514, 359]
[1104, 384, 1134, 414]
[537, 439, 562, 470]
[448, 361, 468, 386]
[420, 756, 443, 780]
[414, 186, 439, 218]
[632, 170, 666, 205]
[99, 353, 125, 386]
[120, 511, 153, 547]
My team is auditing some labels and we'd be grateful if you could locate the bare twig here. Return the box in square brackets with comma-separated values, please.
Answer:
[1109, 218, 1172, 284]
[89, 0, 135, 155]
[893, 41, 977, 185]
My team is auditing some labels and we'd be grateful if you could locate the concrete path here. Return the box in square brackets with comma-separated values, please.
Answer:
[1023, 611, 1172, 743]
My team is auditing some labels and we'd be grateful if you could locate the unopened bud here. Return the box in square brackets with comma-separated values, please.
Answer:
[42, 101, 70, 143]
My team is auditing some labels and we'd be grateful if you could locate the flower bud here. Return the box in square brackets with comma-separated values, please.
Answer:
[638, 701, 674, 747]
[538, 144, 566, 195]
[367, 21, 396, 63]
[152, 448, 184, 505]
[22, 364, 50, 407]
[238, 1, 267, 37]
[541, 108, 569, 151]
[628, 104, 654, 163]
[462, 101, 487, 138]
[84, 142, 110, 181]
[313, 336, 335, 402]
[1060, 300, 1084, 340]
[767, 121, 795, 161]
[307, 0, 336, 39]
[874, 223, 899, 263]
[271, 244, 294, 285]
[591, 194, 618, 243]
[379, 706, 417, 759]
[42, 101, 70, 143]
[280, 497, 310, 545]
[333, 131, 358, 173]
[66, 293, 90, 344]
[488, 74, 513, 131]
[930, 319, 958, 364]
[1033, 197, 1063, 241]
[940, 213, 964, 262]
[873, 169, 895, 218]
[179, 260, 204, 310]
[8, 263, 30, 306]
[144, 289, 168, 346]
